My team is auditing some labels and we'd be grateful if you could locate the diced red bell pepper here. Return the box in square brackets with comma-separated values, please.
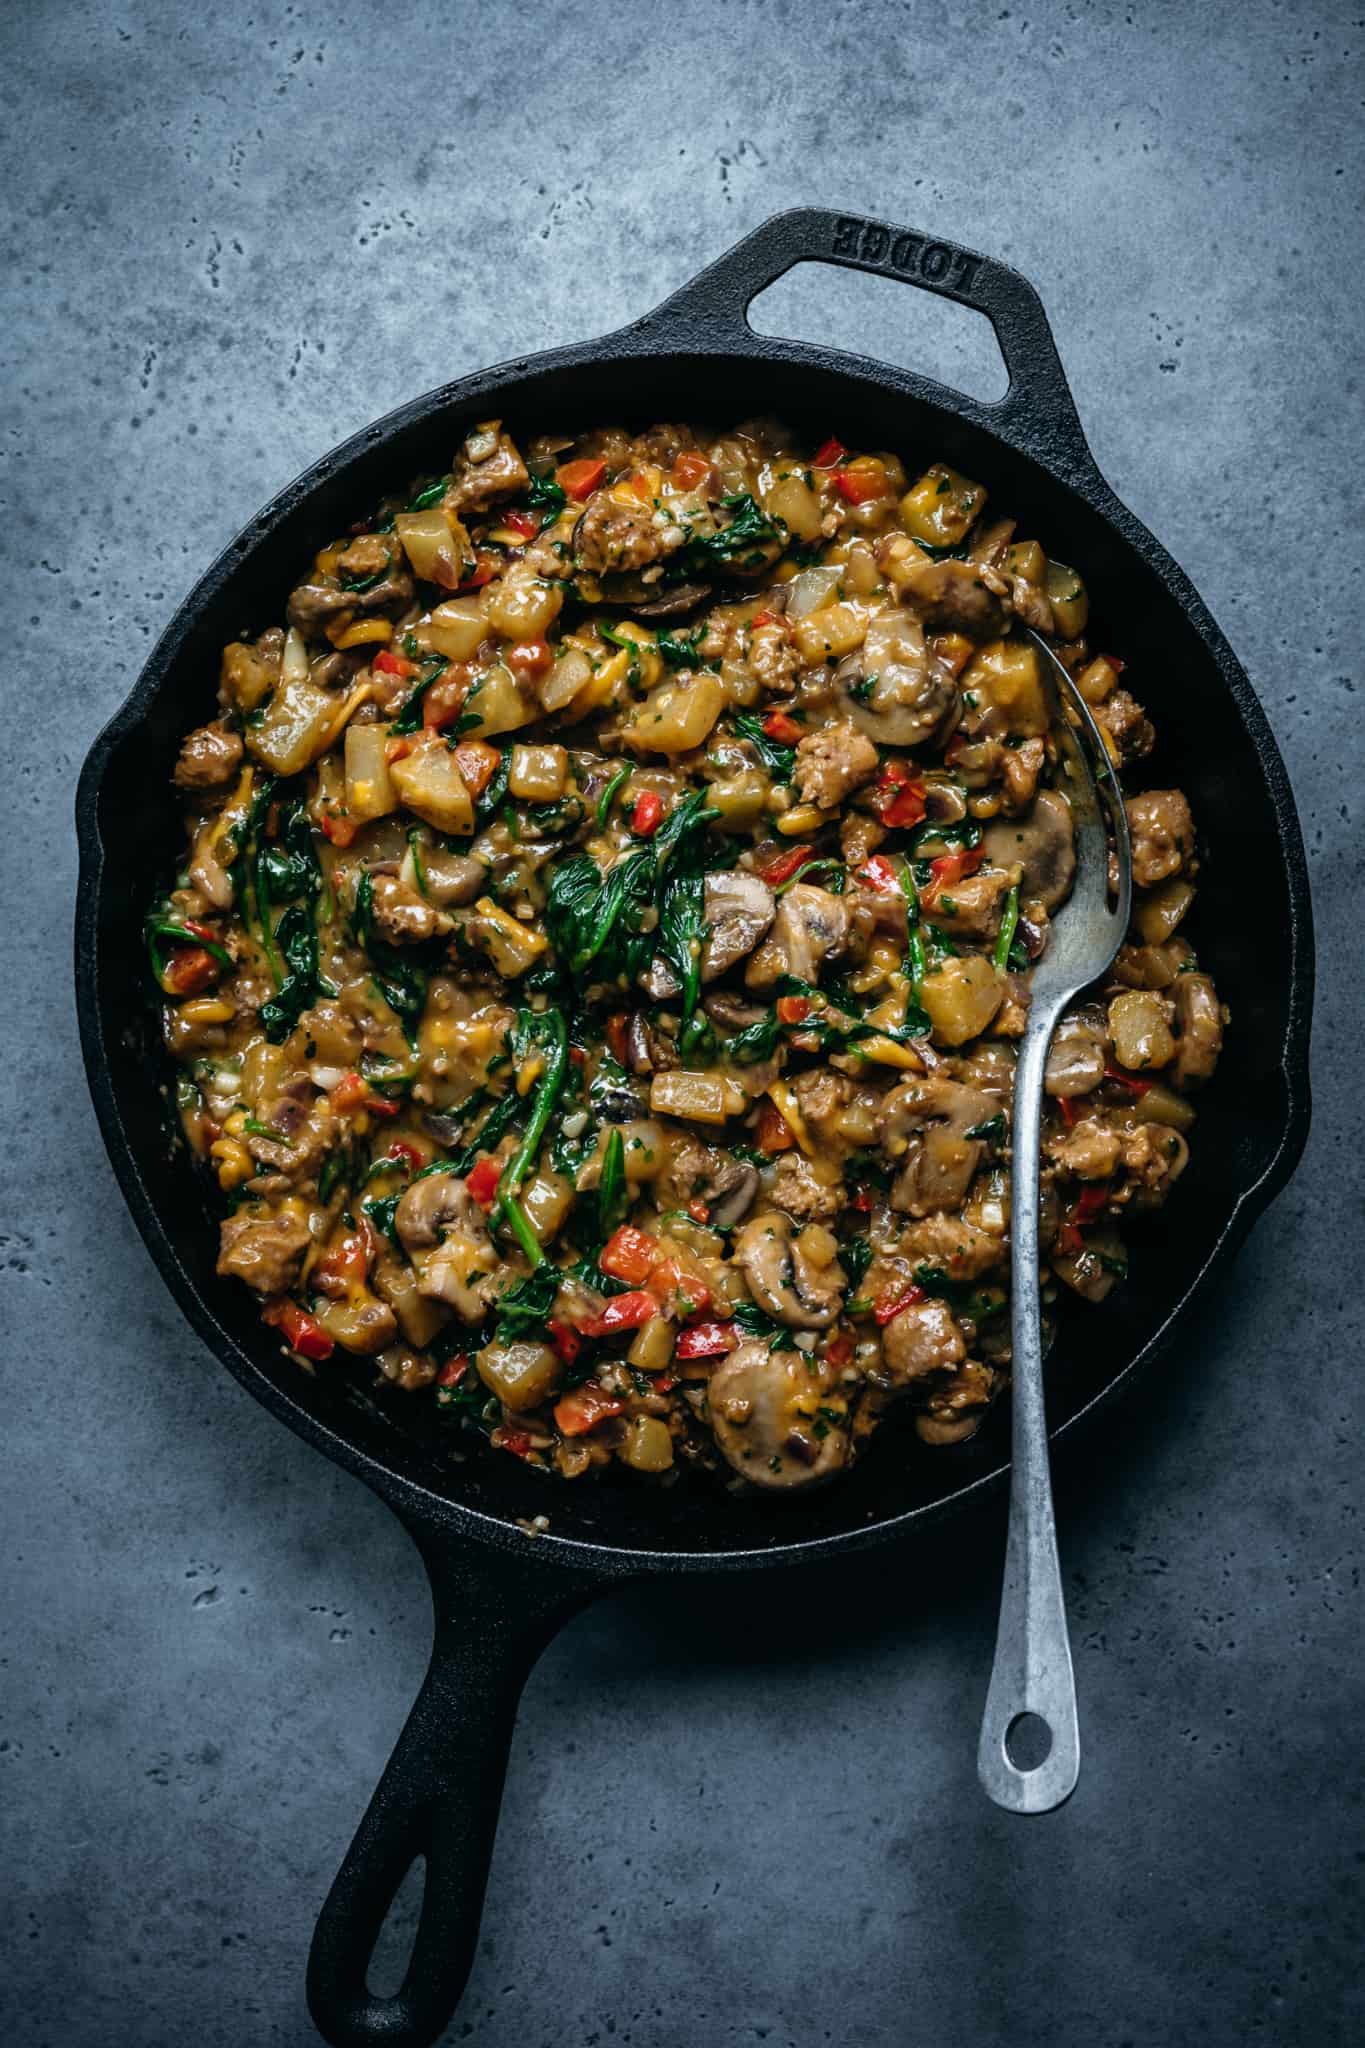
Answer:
[874, 1285, 926, 1326]
[1105, 1061, 1153, 1097]
[491, 1425, 534, 1458]
[832, 462, 888, 505]
[823, 1332, 855, 1370]
[385, 1139, 423, 1172]
[319, 811, 360, 847]
[422, 673, 472, 731]
[372, 649, 417, 677]
[858, 854, 904, 896]
[670, 451, 713, 491]
[554, 1385, 626, 1437]
[750, 610, 780, 629]
[1101, 653, 1127, 674]
[605, 1014, 630, 1065]
[1072, 1183, 1111, 1224]
[776, 995, 811, 1025]
[263, 1298, 334, 1361]
[872, 760, 927, 830]
[465, 1156, 501, 1209]
[329, 1071, 369, 1114]
[1058, 1096, 1079, 1127]
[630, 790, 664, 837]
[674, 1321, 736, 1361]
[452, 740, 500, 797]
[503, 507, 539, 541]
[927, 846, 985, 893]
[756, 1101, 796, 1154]
[850, 1186, 874, 1213]
[457, 551, 500, 592]
[600, 1225, 661, 1287]
[758, 844, 818, 887]
[763, 709, 804, 744]
[813, 437, 847, 468]
[580, 1291, 658, 1339]
[647, 1258, 712, 1317]
[507, 637, 553, 682]
[556, 457, 607, 500]
[312, 1231, 369, 1298]
[162, 946, 219, 996]
[547, 1320, 583, 1365]
[687, 1198, 710, 1224]
[436, 1356, 468, 1388]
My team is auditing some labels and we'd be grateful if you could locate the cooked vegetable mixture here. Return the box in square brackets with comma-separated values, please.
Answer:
[152, 417, 1225, 1490]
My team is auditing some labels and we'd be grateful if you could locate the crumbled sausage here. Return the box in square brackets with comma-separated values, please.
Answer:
[792, 720, 879, 810]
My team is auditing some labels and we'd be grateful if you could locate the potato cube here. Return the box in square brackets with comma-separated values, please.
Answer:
[388, 743, 475, 835]
[508, 744, 568, 801]
[475, 1341, 561, 1413]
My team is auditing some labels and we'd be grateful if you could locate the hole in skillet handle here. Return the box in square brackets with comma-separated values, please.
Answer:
[365, 1855, 427, 2002]
[749, 260, 1009, 401]
[636, 205, 1103, 493]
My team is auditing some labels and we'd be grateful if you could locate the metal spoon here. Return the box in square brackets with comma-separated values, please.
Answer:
[976, 629, 1132, 1814]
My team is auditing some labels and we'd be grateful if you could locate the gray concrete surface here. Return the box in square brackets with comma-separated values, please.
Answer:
[3, 1, 1362, 2042]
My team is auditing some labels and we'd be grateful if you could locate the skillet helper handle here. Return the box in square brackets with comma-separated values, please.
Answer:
[307, 1532, 606, 2048]
[977, 1006, 1081, 1814]
[642, 205, 1101, 487]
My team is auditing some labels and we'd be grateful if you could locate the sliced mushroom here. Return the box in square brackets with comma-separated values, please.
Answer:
[419, 850, 489, 908]
[643, 872, 776, 998]
[706, 1339, 851, 1489]
[982, 788, 1076, 913]
[879, 1076, 1001, 1217]
[733, 1213, 846, 1329]
[1171, 971, 1222, 1088]
[914, 1361, 1001, 1444]
[1044, 1003, 1109, 1097]
[394, 1170, 498, 1320]
[744, 883, 863, 992]
[837, 610, 958, 746]
[893, 556, 1010, 640]
[709, 1162, 760, 1229]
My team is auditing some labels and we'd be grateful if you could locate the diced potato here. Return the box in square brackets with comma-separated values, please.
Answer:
[625, 673, 724, 755]
[707, 768, 769, 830]
[372, 1258, 450, 1348]
[508, 744, 568, 801]
[841, 539, 881, 594]
[761, 464, 823, 542]
[900, 464, 986, 547]
[1108, 990, 1175, 1071]
[1076, 654, 1121, 706]
[240, 1039, 287, 1104]
[618, 1120, 666, 1183]
[1133, 1081, 1196, 1132]
[538, 644, 594, 712]
[1046, 559, 1089, 639]
[475, 1340, 561, 1413]
[344, 723, 397, 823]
[521, 1170, 574, 1244]
[604, 621, 662, 690]
[315, 1293, 398, 1356]
[617, 1415, 674, 1473]
[459, 661, 538, 738]
[1004, 540, 1047, 585]
[394, 506, 473, 589]
[790, 602, 867, 663]
[628, 1315, 677, 1374]
[786, 564, 844, 618]
[221, 638, 279, 713]
[1135, 879, 1196, 945]
[484, 572, 563, 641]
[413, 599, 487, 662]
[961, 638, 1048, 737]
[458, 898, 548, 978]
[649, 1071, 746, 1125]
[1051, 1231, 1124, 1303]
[246, 671, 344, 777]
[389, 743, 475, 836]
[919, 954, 1005, 1046]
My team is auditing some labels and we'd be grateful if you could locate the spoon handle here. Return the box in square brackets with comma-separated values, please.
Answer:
[978, 1009, 1080, 1813]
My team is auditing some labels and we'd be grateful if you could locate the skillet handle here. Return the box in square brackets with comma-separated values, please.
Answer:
[640, 205, 1102, 489]
[306, 1525, 609, 2048]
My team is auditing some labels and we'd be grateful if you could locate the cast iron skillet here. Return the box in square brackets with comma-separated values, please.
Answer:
[75, 208, 1313, 2048]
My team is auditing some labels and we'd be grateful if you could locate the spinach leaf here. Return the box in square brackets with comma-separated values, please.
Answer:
[595, 763, 631, 827]
[390, 657, 449, 734]
[913, 1264, 1007, 1321]
[494, 1263, 562, 1340]
[527, 472, 567, 522]
[474, 746, 512, 823]
[731, 711, 795, 783]
[446, 1089, 527, 1177]
[656, 627, 708, 669]
[596, 1126, 628, 1240]
[683, 493, 784, 574]
[259, 902, 328, 1043]
[730, 1299, 791, 1350]
[840, 1234, 874, 1290]
[362, 1192, 403, 1249]
[368, 945, 429, 1044]
[407, 480, 448, 512]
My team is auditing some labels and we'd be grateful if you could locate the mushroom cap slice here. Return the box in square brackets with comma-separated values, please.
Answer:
[707, 1339, 851, 1489]
[982, 788, 1076, 913]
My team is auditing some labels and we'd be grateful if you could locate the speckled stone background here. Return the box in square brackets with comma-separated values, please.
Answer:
[3, 1, 1362, 2042]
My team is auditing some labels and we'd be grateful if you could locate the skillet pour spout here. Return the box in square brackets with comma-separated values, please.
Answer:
[74, 208, 1313, 2048]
